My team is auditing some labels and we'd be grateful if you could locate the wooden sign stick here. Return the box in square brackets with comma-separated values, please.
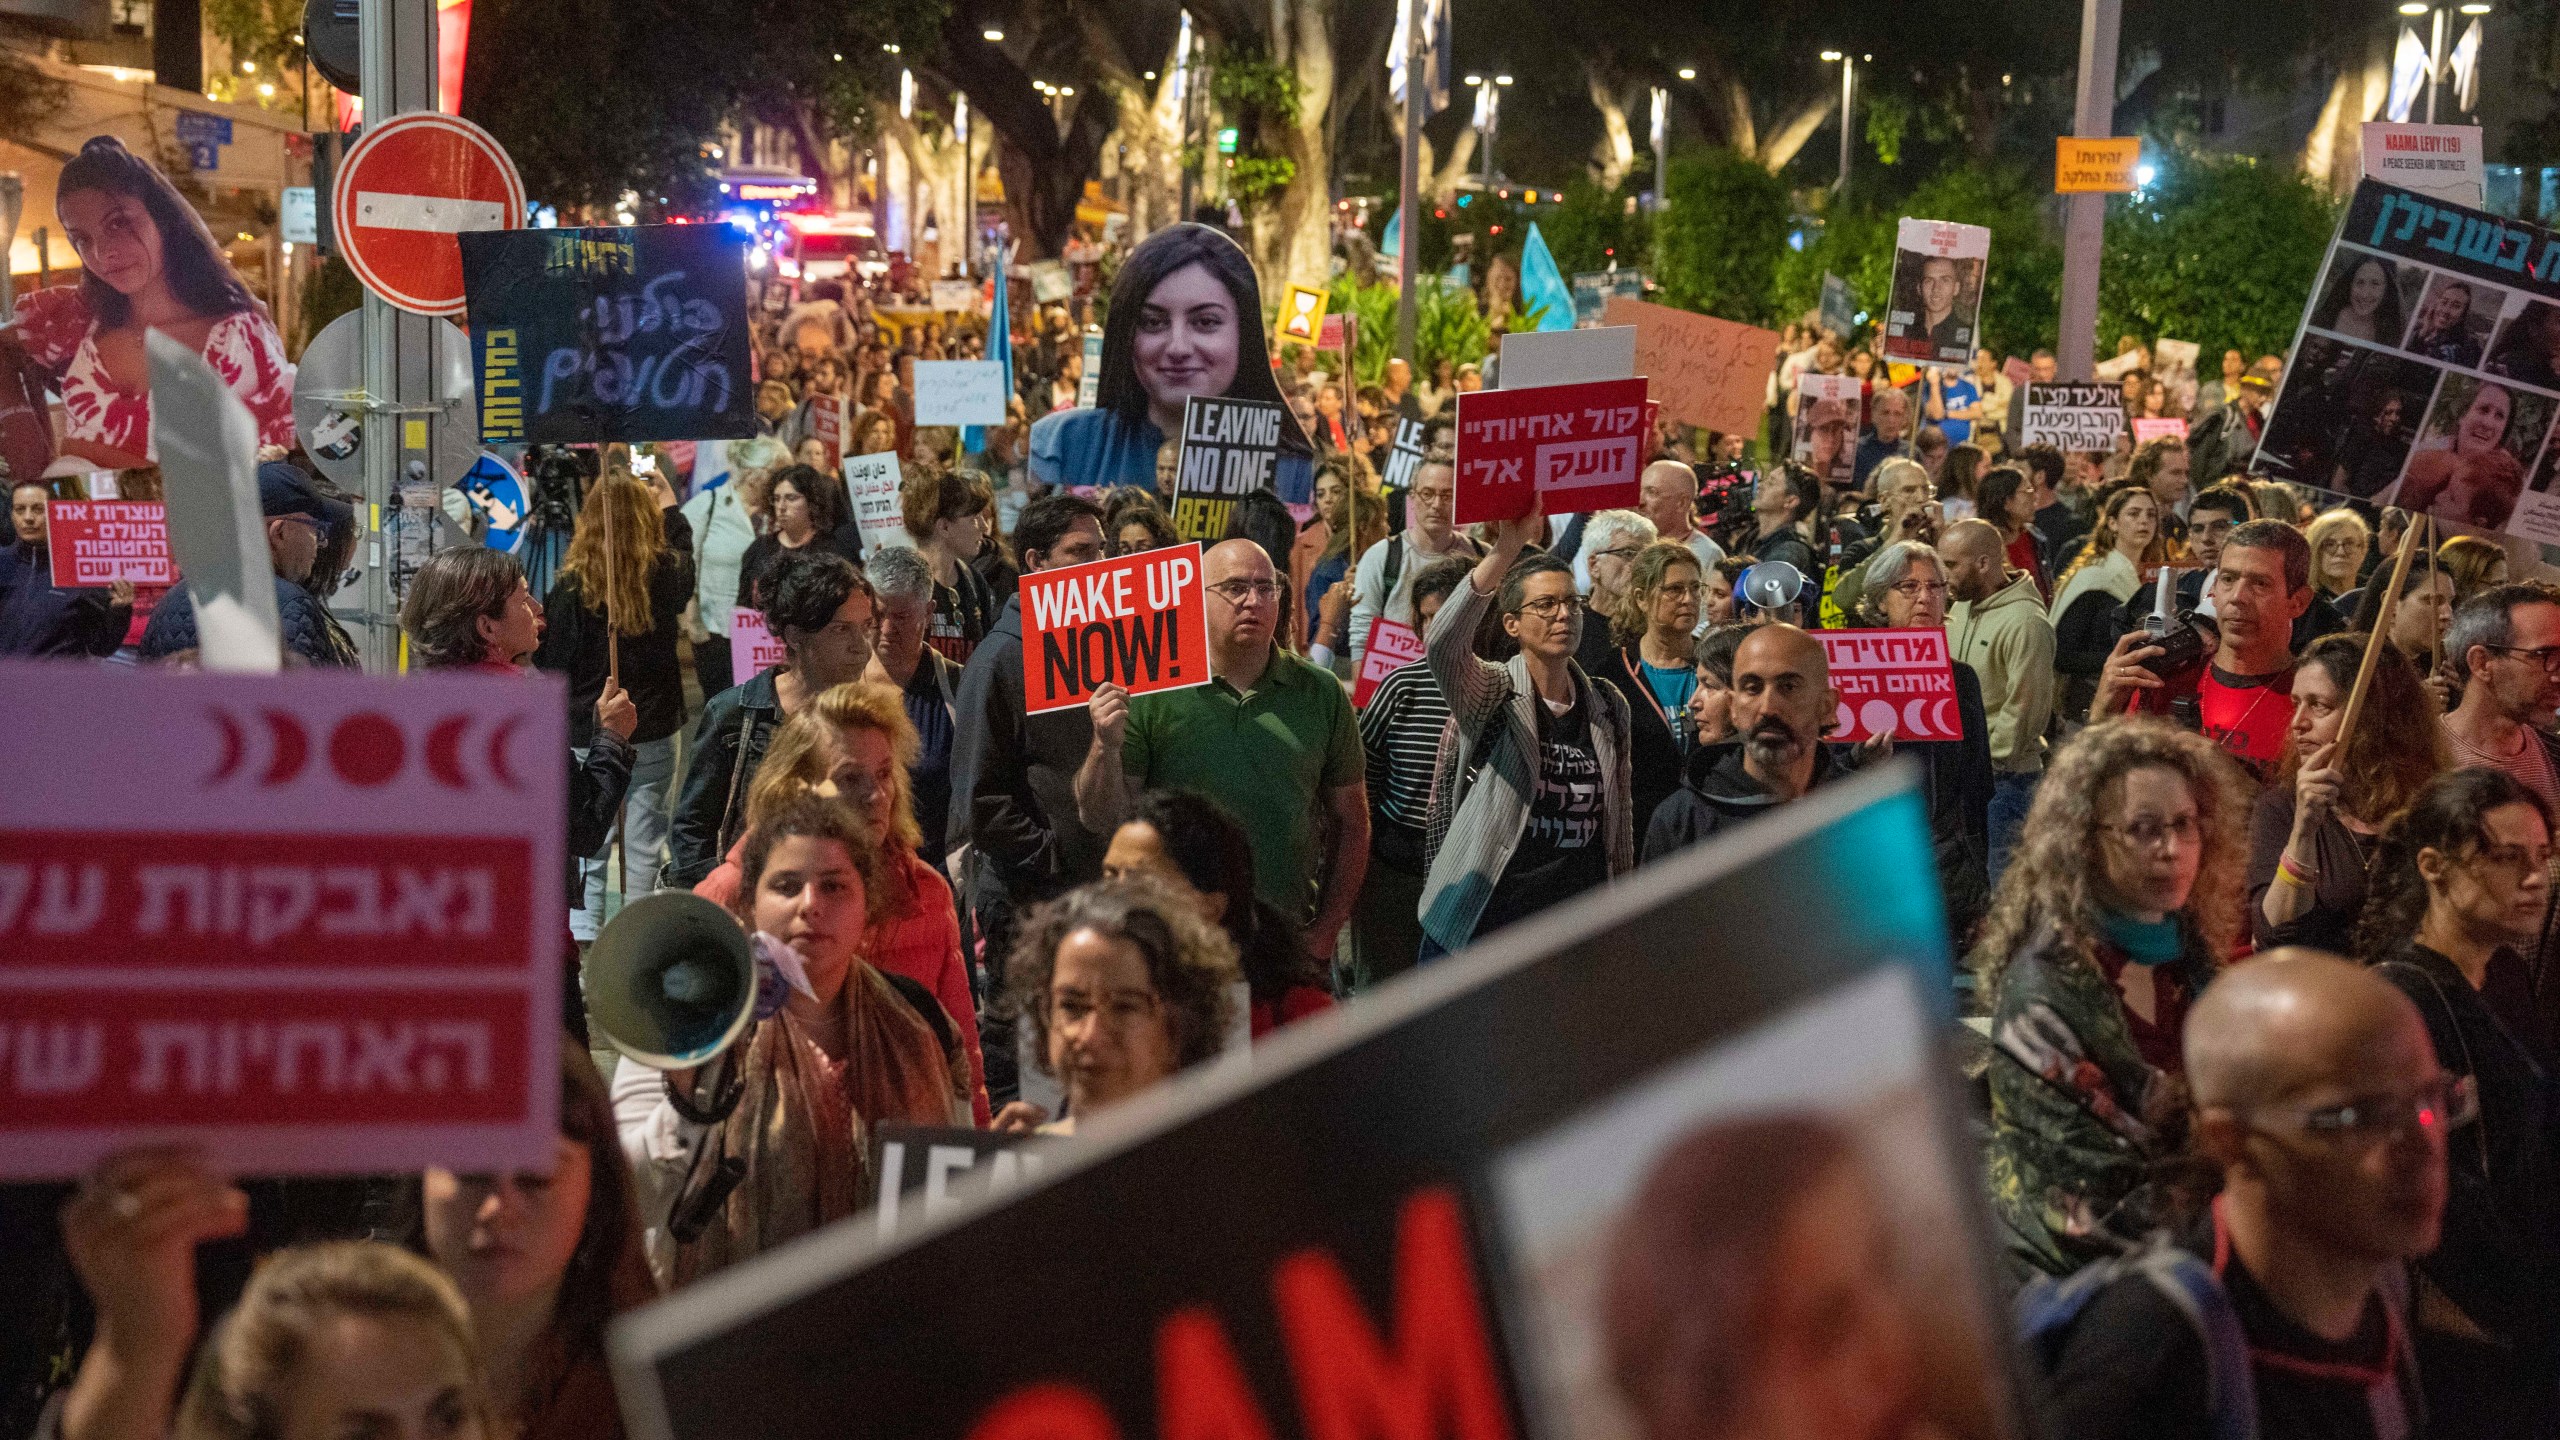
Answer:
[2338, 514, 2425, 747]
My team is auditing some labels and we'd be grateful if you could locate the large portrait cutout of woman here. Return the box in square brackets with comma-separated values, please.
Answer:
[10, 136, 295, 471]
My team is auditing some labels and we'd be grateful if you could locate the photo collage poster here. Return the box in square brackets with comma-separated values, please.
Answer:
[2254, 180, 2560, 545]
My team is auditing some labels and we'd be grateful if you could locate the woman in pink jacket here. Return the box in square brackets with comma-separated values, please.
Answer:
[694, 680, 990, 1124]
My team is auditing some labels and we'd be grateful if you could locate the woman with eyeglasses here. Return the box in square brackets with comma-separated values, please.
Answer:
[2249, 635, 2446, 954]
[1594, 541, 1705, 840]
[2357, 768, 2560, 1436]
[1418, 501, 1636, 961]
[999, 875, 1242, 1134]
[1976, 718, 2252, 1282]
[1860, 540, 1994, 940]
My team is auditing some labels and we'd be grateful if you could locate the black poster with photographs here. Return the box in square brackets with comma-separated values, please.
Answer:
[2254, 180, 2560, 544]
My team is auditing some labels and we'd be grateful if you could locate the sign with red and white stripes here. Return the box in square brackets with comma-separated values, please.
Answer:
[332, 112, 524, 317]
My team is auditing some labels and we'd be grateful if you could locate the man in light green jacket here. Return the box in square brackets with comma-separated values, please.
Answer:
[1942, 519, 2056, 883]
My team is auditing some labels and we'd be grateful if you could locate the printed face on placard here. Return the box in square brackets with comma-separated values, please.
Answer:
[42, 136, 296, 466]
[1137, 264, 1241, 421]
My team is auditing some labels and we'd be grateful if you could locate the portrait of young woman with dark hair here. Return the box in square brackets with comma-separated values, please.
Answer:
[1026, 223, 1314, 498]
[10, 136, 293, 468]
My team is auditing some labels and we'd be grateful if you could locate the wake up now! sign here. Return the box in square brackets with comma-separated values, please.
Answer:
[1019, 543, 1211, 715]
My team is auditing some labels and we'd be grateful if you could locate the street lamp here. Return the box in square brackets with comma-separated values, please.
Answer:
[1821, 50, 1856, 192]
[1676, 66, 1696, 80]
[982, 27, 1004, 41]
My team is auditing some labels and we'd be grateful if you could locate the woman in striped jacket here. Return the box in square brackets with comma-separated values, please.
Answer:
[1416, 504, 1635, 962]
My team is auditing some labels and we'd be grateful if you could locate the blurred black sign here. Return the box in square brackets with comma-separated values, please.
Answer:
[459, 224, 755, 445]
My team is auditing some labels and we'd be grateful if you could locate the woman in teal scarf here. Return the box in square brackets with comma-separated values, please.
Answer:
[1975, 718, 2253, 1282]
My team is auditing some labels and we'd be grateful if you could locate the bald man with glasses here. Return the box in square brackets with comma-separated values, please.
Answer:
[1077, 538, 1369, 961]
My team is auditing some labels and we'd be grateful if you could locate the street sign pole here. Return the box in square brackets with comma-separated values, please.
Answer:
[1393, 0, 1420, 362]
[2056, 0, 2120, 383]
[357, 0, 445, 672]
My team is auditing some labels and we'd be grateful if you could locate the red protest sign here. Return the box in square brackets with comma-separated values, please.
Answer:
[47, 501, 172, 587]
[809, 394, 846, 472]
[1817, 628, 1963, 743]
[1453, 377, 1649, 525]
[0, 662, 565, 1180]
[1352, 617, 1426, 708]
[728, 607, 791, 689]
[1020, 543, 1209, 715]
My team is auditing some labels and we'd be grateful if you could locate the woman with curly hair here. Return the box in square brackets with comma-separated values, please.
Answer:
[999, 874, 1243, 1133]
[1975, 718, 2251, 1281]
[1592, 540, 1705, 831]
[2357, 768, 2560, 1437]
[2248, 634, 2446, 953]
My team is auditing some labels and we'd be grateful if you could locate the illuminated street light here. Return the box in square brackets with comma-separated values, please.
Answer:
[1676, 66, 1696, 80]
[982, 27, 1005, 41]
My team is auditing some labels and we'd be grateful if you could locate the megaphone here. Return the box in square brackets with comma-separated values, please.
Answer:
[1738, 559, 1806, 612]
[587, 891, 758, 1070]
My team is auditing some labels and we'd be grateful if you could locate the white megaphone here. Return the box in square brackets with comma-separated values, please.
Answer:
[1738, 560, 1807, 614]
[586, 891, 759, 1070]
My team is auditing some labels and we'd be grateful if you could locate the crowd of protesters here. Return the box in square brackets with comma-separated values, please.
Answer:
[20, 217, 2560, 1440]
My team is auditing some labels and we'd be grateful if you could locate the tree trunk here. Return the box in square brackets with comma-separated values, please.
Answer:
[1085, 32, 1187, 239]
[1754, 91, 1836, 173]
[1427, 126, 1477, 199]
[1587, 67, 1635, 191]
[2301, 35, 2390, 197]
[1249, 0, 1336, 301]
[886, 113, 968, 277]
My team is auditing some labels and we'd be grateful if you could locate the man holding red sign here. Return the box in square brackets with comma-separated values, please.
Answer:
[2, 479, 134, 658]
[1452, 377, 1653, 525]
[1075, 539, 1368, 959]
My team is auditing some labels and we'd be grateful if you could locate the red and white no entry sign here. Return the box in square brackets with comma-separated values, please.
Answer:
[332, 112, 525, 317]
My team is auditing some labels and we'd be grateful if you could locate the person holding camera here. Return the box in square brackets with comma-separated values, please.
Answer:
[2089, 520, 2314, 783]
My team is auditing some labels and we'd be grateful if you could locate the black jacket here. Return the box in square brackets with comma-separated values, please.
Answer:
[535, 507, 694, 746]
[141, 574, 353, 667]
[1903, 660, 1995, 941]
[667, 667, 781, 888]
[0, 539, 128, 657]
[1589, 640, 1692, 840]
[948, 596, 1108, 917]
[2370, 942, 2560, 1364]
[1644, 736, 1860, 861]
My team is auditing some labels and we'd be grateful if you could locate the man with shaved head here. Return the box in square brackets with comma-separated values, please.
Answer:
[1076, 536, 1369, 959]
[1638, 458, 1725, 581]
[1943, 517, 2056, 881]
[1645, 623, 1854, 858]
[2033, 949, 2446, 1440]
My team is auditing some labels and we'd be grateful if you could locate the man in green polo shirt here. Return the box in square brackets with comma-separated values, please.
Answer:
[1076, 537, 1371, 959]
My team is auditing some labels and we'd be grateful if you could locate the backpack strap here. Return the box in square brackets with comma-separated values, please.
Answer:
[2016, 1239, 2259, 1440]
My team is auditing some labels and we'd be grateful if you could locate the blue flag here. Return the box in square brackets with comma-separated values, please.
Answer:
[966, 264, 1013, 453]
[1519, 222, 1573, 332]
[1379, 210, 1401, 279]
